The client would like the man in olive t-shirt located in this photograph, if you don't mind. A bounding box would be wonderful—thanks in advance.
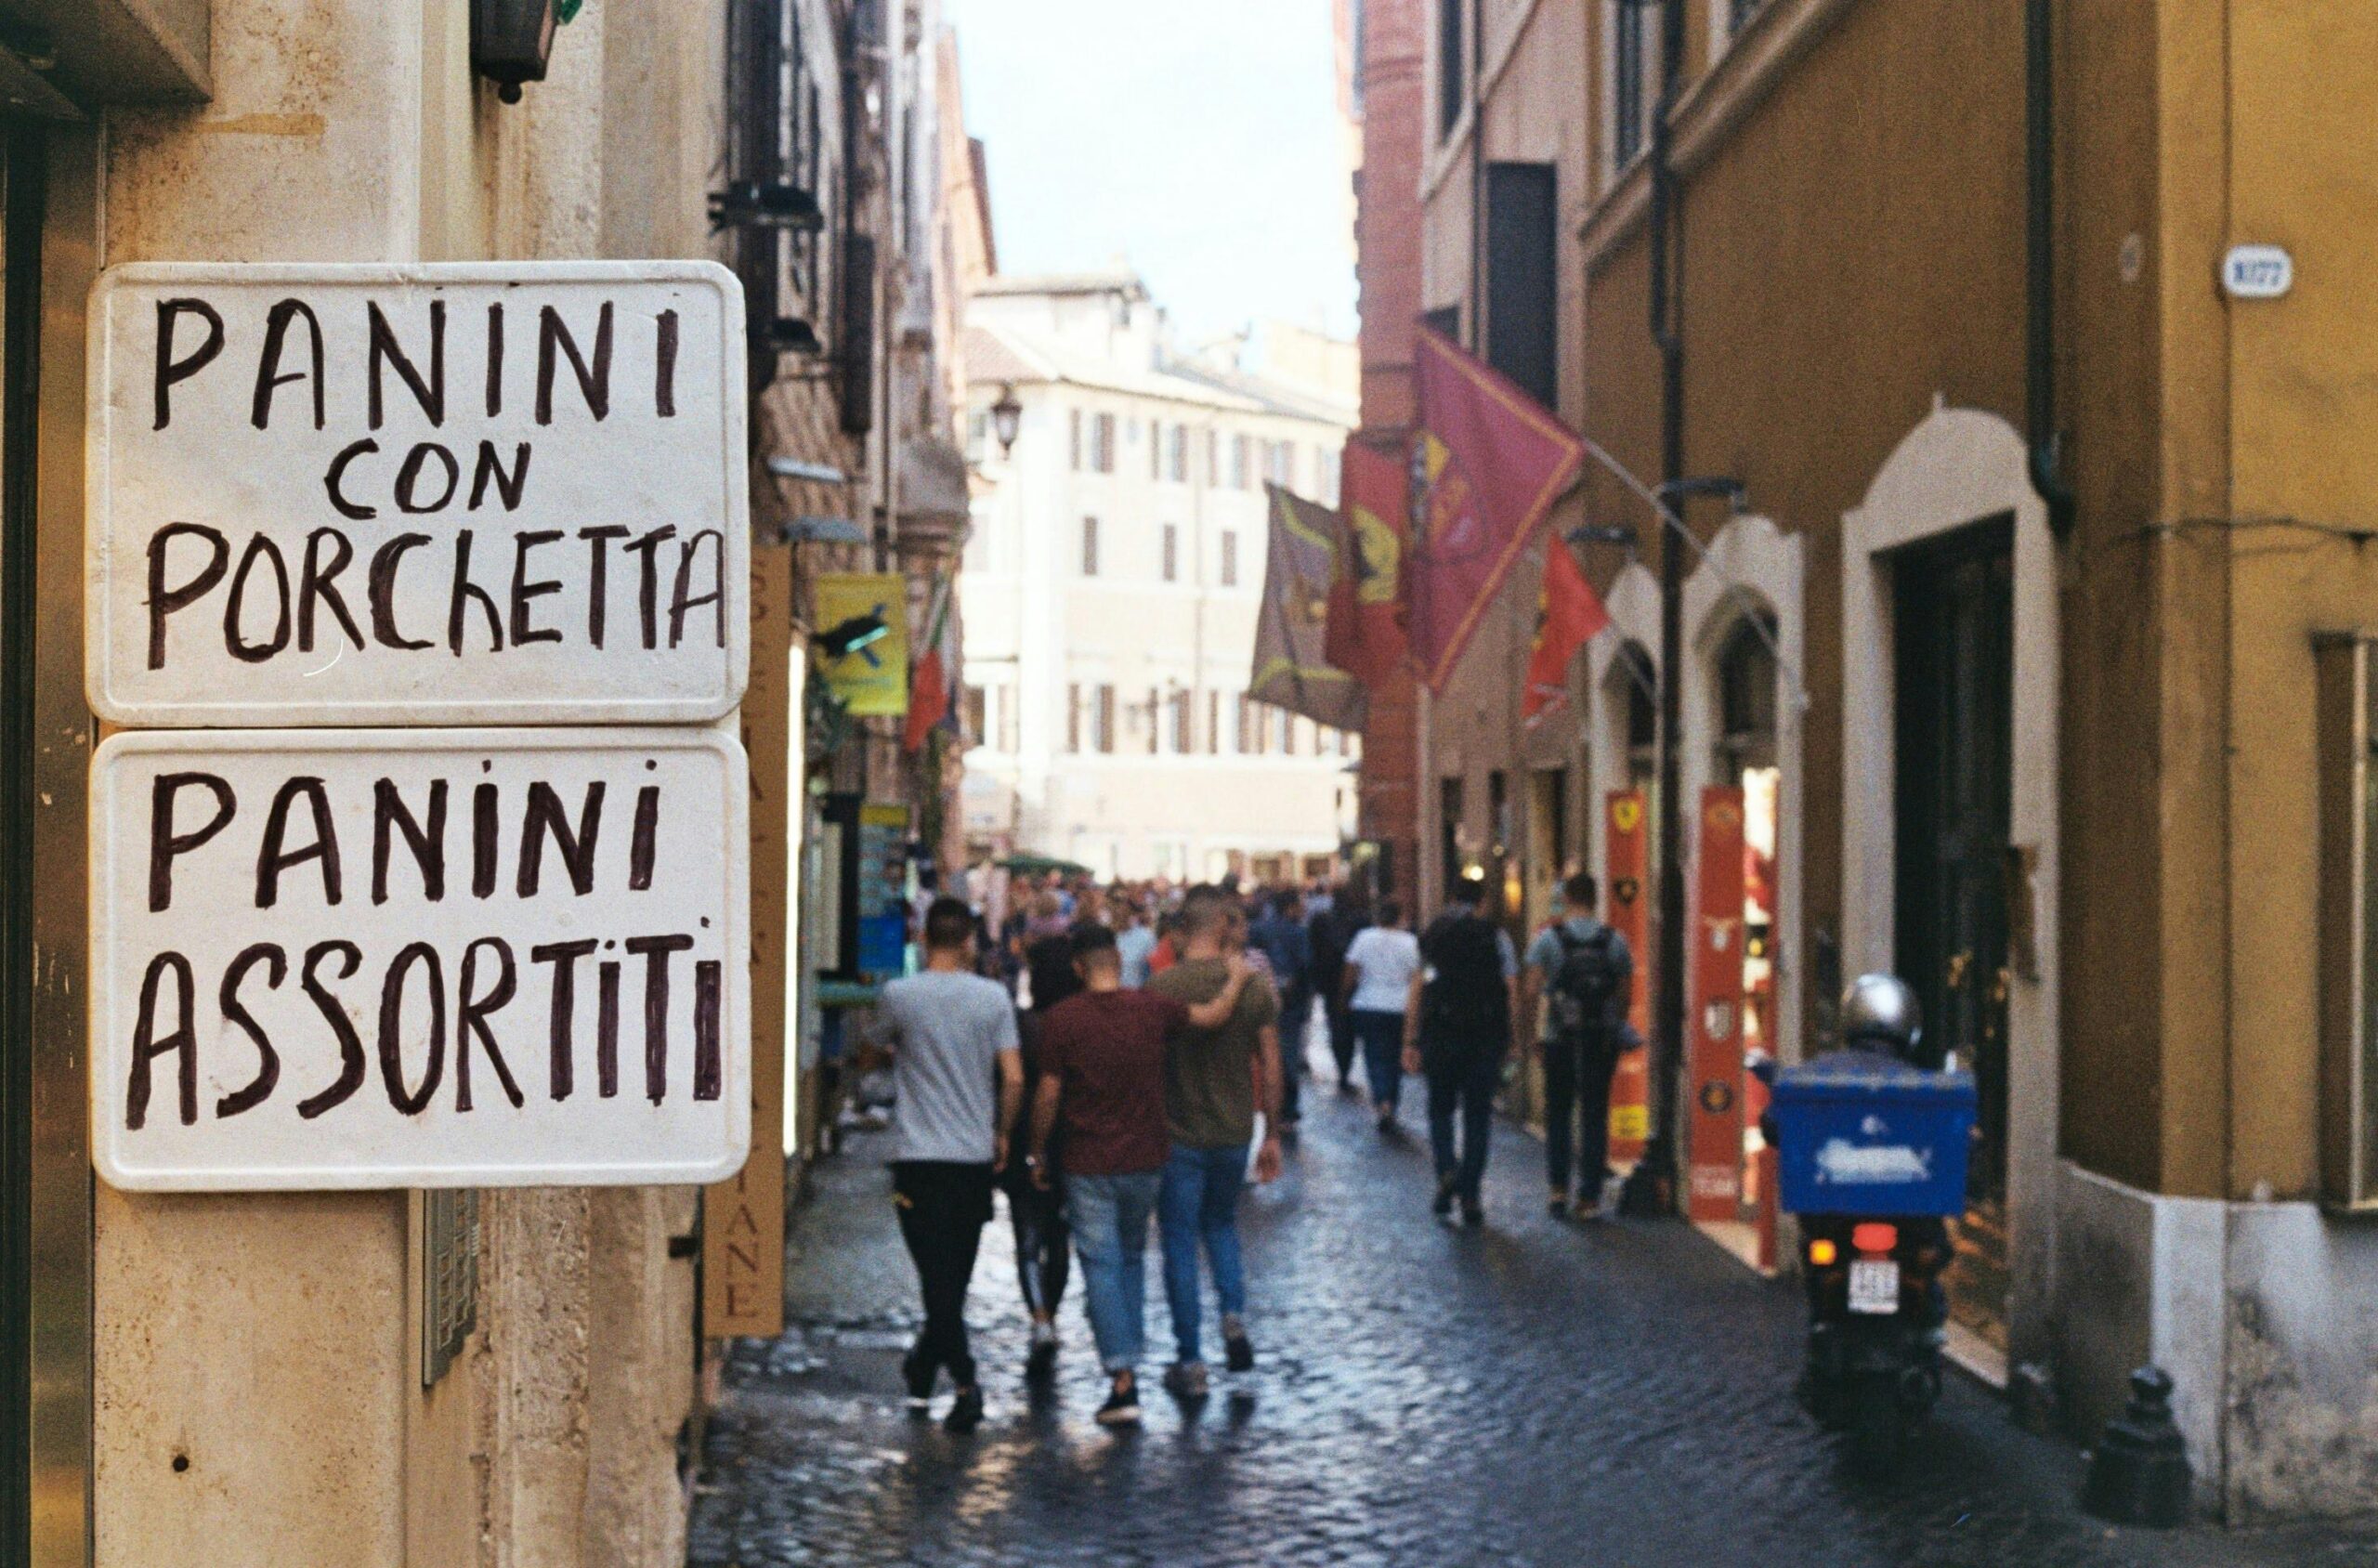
[1147,889,1282,1396]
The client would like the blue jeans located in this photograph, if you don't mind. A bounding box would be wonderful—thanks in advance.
[1065,1170,1163,1373]
[1352,1008,1405,1113]
[1158,1143,1248,1365]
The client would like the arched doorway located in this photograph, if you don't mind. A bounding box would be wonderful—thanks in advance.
[1842,404,2058,1379]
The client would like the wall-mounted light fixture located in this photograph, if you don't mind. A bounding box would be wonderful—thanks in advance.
[473,0,559,105]
[990,384,1023,456]
[708,180,826,234]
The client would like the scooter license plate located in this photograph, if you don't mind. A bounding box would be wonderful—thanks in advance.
[1848,1259,1901,1315]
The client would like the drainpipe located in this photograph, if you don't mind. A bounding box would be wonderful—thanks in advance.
[2026,0,2076,536]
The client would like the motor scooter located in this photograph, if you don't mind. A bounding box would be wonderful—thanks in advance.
[1759,1017,1977,1480]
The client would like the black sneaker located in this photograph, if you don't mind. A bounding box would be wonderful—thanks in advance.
[944,1385,985,1435]
[1460,1197,1485,1228]
[1548,1188,1570,1218]
[1025,1339,1058,1383]
[1096,1374,1142,1427]
[1432,1176,1457,1220]
[1223,1332,1256,1374]
[903,1354,935,1412]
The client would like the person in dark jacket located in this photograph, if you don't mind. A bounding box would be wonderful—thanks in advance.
[1402,878,1519,1227]
[1006,927,1087,1379]
[1308,895,1367,1091]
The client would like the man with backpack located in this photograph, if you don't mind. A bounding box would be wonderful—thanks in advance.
[1401,877,1520,1227]
[1522,873,1637,1222]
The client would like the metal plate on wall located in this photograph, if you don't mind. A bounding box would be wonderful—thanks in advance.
[89,725,751,1190]
[86,262,750,727]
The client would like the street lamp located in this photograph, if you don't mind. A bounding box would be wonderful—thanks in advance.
[990,385,1023,456]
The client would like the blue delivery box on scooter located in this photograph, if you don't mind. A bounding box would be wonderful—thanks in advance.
[1770,1057,1977,1218]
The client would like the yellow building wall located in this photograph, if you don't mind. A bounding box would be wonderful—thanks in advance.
[2223,0,2378,1203]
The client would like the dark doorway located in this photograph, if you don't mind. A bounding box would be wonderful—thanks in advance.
[1891,515,2015,1351]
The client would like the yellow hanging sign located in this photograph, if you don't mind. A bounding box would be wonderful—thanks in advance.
[813,572,910,717]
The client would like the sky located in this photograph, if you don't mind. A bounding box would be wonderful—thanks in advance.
[943,0,1358,347]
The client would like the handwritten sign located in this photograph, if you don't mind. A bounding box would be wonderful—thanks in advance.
[86,262,749,727]
[89,726,751,1190]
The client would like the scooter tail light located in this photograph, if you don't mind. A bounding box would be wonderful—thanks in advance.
[1851,1222,1899,1256]
[1808,1238,1839,1267]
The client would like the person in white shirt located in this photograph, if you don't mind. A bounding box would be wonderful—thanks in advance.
[1339,899,1422,1131]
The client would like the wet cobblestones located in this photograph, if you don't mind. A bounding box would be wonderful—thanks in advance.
[690,1072,2371,1568]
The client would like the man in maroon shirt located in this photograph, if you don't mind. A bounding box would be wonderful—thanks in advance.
[1026,923,1253,1426]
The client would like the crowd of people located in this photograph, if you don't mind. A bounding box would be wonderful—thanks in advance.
[856,868,1638,1432]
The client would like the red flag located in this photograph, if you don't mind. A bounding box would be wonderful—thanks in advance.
[1521,541,1609,727]
[1326,435,1410,686]
[902,573,957,752]
[1407,328,1586,691]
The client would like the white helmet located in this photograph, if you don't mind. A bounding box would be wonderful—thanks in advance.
[1841,973,1922,1059]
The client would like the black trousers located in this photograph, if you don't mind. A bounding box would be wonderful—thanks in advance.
[1425,1044,1504,1203]
[892,1161,995,1389]
[1007,1175,1070,1320]
[1323,999,1356,1081]
[1542,1038,1620,1198]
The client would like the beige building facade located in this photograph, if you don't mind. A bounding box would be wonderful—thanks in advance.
[960,275,1359,885]
[4,1,964,1562]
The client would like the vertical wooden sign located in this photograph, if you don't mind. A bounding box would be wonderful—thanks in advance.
[703,537,790,1337]
[1688,787,1747,1223]
[1604,791,1651,1162]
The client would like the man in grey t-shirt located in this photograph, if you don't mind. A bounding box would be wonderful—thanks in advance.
[869,896,1024,1433]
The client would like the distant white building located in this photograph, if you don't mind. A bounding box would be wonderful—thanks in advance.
[958,271,1360,884]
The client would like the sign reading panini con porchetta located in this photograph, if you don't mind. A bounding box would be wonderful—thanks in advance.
[85,262,750,727]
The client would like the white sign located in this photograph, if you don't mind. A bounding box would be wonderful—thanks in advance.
[87,262,750,727]
[90,726,751,1191]
[2222,244,2294,300]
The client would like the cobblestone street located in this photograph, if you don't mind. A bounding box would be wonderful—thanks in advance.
[691,1054,2371,1568]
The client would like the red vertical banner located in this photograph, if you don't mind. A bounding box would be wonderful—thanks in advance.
[1689,787,1747,1223]
[1604,791,1651,1163]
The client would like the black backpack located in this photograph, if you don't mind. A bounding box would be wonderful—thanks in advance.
[1545,924,1623,1047]
[1420,912,1510,1041]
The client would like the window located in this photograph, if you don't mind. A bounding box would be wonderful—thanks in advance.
[1069,408,1084,471]
[1207,429,1221,487]
[1279,710,1297,755]
[1093,412,1117,474]
[1162,524,1179,582]
[1437,0,1466,140]
[1235,695,1256,753]
[1147,686,1161,753]
[1000,687,1020,753]
[1170,689,1194,754]
[1151,419,1163,478]
[1207,690,1221,753]
[1486,163,1560,409]
[1220,530,1239,587]
[1169,425,1188,482]
[1231,434,1250,490]
[1094,684,1117,753]
[1318,445,1340,505]
[1081,516,1100,576]
[961,685,986,743]
[1067,682,1083,752]
[1614,1,1649,170]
